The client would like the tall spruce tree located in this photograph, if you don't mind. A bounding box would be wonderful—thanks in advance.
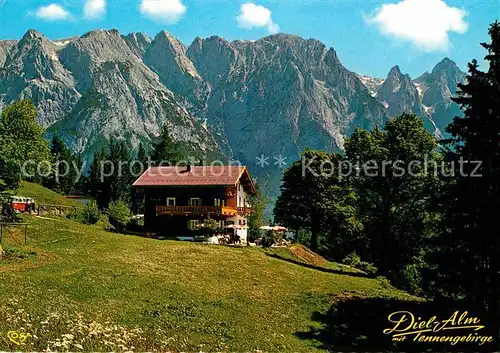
[48,135,79,194]
[438,22,500,340]
[87,149,106,207]
[247,184,268,243]
[103,140,133,205]
[152,124,182,165]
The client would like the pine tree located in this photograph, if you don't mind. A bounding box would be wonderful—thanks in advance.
[49,135,78,194]
[137,142,148,169]
[104,140,133,205]
[87,149,105,207]
[438,21,500,341]
[247,184,268,243]
[152,124,182,165]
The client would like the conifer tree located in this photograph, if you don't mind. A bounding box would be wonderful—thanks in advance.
[152,124,182,165]
[438,22,500,341]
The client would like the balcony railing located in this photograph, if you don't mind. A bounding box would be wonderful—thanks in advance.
[156,205,238,216]
[156,205,253,217]
[237,207,253,215]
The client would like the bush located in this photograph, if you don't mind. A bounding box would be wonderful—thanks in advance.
[107,200,131,233]
[343,252,361,266]
[247,228,260,243]
[80,201,100,225]
[342,251,378,276]
[395,263,423,295]
[202,217,218,236]
[261,230,282,248]
[377,276,392,289]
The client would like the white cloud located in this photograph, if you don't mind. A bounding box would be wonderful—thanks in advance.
[237,2,280,35]
[365,0,467,52]
[140,0,186,24]
[84,0,106,19]
[35,3,71,21]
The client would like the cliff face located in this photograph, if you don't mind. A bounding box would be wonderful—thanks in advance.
[0,29,222,162]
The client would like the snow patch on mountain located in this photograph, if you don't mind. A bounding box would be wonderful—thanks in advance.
[356,74,384,97]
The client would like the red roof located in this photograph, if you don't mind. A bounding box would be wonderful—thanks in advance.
[133,165,255,192]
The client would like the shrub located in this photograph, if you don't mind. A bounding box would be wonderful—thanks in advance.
[377,276,392,289]
[129,215,144,227]
[202,217,218,236]
[80,201,100,225]
[247,228,260,243]
[261,230,282,248]
[107,200,131,233]
[343,252,361,267]
[342,251,378,276]
[395,263,423,295]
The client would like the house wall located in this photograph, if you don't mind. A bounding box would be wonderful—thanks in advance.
[140,183,252,240]
[236,182,251,208]
[143,186,237,234]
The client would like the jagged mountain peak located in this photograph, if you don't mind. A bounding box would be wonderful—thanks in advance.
[60,28,138,66]
[154,30,178,42]
[122,32,152,59]
[190,35,232,51]
[151,30,188,55]
[380,65,413,92]
[256,33,328,52]
[0,29,80,126]
[376,65,422,118]
[126,32,151,43]
[81,28,121,39]
[415,57,466,107]
[22,29,45,41]
[260,33,302,42]
[18,29,55,50]
[144,30,204,101]
[433,57,458,71]
[388,65,403,77]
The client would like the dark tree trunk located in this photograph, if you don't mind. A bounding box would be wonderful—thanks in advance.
[310,214,320,252]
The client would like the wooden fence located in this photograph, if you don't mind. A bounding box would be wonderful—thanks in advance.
[37,204,78,216]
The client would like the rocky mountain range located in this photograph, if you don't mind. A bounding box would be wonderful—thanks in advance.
[0,28,466,196]
[358,58,466,139]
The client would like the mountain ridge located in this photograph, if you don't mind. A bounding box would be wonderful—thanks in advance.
[0,28,466,195]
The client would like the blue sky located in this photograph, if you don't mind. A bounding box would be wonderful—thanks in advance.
[0,0,498,78]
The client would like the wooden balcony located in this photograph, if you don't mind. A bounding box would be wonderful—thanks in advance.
[156,205,238,216]
[237,207,253,215]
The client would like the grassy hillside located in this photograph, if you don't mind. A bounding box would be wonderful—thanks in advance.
[0,186,418,352]
[13,181,82,207]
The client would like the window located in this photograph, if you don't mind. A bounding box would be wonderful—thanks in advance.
[189,198,201,206]
[188,220,200,230]
[214,199,226,207]
[166,197,176,206]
